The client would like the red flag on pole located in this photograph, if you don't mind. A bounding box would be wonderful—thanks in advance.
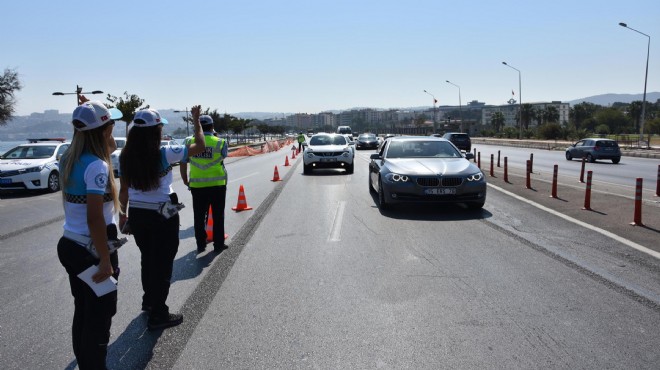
[434,98,438,104]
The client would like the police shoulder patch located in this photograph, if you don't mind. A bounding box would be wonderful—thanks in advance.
[94,173,108,188]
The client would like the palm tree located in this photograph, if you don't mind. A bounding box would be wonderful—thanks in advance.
[545,105,560,123]
[520,103,535,130]
[491,111,506,132]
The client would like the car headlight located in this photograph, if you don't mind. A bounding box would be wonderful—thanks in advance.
[22,165,44,173]
[385,173,410,182]
[342,151,350,157]
[466,172,483,182]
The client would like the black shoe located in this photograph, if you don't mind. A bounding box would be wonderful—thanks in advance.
[197,245,206,254]
[141,304,152,313]
[148,313,183,331]
[213,244,228,253]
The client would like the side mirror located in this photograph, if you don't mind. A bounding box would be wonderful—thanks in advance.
[464,153,474,160]
[370,153,380,160]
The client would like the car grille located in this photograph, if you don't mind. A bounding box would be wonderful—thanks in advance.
[312,152,344,157]
[0,170,21,177]
[416,177,463,187]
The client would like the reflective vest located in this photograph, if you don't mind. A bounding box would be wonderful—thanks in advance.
[297,134,305,143]
[189,135,227,188]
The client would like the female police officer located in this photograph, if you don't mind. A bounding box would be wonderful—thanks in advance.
[57,99,122,369]
[118,106,205,330]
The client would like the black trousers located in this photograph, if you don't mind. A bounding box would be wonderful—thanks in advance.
[128,208,179,317]
[57,237,118,370]
[191,185,227,249]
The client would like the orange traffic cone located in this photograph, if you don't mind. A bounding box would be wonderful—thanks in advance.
[284,155,290,166]
[271,165,282,182]
[205,206,229,243]
[291,150,296,159]
[231,185,253,211]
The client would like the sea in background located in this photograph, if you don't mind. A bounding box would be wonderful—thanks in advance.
[0,140,26,155]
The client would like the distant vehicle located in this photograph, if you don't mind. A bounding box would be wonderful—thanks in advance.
[565,138,621,164]
[303,133,354,175]
[369,136,485,210]
[307,130,315,136]
[337,126,353,139]
[110,137,126,177]
[0,139,70,192]
[355,133,379,150]
[378,134,396,151]
[442,132,471,152]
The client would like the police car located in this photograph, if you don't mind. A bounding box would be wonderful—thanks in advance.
[0,138,70,192]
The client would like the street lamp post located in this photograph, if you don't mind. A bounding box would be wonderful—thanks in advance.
[619,22,651,147]
[174,108,191,137]
[423,89,437,132]
[52,85,103,106]
[502,62,522,139]
[446,80,463,132]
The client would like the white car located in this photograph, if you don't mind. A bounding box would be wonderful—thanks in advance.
[0,139,70,192]
[110,137,126,177]
[303,133,354,175]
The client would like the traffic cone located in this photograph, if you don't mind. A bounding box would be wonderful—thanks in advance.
[231,185,253,211]
[284,155,290,166]
[291,150,296,159]
[206,206,229,243]
[271,165,282,182]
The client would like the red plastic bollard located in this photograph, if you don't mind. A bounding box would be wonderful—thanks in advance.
[550,164,558,198]
[529,153,534,173]
[473,148,477,163]
[477,152,481,169]
[582,171,593,210]
[526,160,532,189]
[579,156,586,183]
[497,150,501,167]
[504,157,509,183]
[655,164,660,197]
[631,178,644,226]
[490,154,494,177]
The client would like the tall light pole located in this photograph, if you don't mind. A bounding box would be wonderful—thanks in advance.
[52,85,103,106]
[423,89,437,131]
[502,62,522,139]
[619,22,650,147]
[174,108,191,137]
[446,80,463,132]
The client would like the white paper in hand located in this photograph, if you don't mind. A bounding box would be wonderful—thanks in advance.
[77,265,118,297]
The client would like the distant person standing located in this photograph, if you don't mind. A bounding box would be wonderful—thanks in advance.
[57,99,122,369]
[297,132,305,152]
[118,106,206,330]
[180,115,229,254]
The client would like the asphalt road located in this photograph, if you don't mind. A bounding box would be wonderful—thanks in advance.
[1,144,659,369]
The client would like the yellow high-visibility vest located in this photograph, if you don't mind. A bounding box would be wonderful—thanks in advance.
[189,135,227,188]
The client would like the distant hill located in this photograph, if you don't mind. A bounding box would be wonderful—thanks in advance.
[567,92,660,106]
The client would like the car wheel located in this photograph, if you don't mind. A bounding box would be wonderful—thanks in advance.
[612,157,620,164]
[47,171,60,193]
[346,161,354,174]
[467,200,485,210]
[368,174,376,193]
[586,153,595,163]
[565,151,572,160]
[377,177,389,210]
[303,163,312,175]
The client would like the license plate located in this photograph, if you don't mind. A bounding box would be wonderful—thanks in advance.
[320,158,337,162]
[425,188,456,195]
[0,178,11,184]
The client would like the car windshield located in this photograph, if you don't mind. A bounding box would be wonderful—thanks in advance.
[115,139,126,149]
[386,141,461,159]
[359,134,376,140]
[1,145,56,159]
[310,135,346,146]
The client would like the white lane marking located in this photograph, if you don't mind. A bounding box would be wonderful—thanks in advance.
[488,183,660,260]
[231,172,259,183]
[329,201,346,242]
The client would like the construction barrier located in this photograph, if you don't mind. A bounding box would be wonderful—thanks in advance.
[583,171,593,210]
[227,138,294,158]
[631,178,643,226]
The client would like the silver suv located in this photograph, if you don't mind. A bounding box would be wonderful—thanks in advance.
[303,133,354,174]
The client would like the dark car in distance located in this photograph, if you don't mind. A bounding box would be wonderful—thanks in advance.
[565,138,621,164]
[355,133,379,150]
[442,132,471,152]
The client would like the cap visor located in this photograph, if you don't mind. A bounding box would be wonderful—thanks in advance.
[109,108,123,120]
[161,117,169,125]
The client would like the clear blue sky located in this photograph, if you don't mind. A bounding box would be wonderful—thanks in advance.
[4,0,659,116]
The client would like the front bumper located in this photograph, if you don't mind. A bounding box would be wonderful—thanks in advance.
[0,172,47,190]
[381,176,486,204]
